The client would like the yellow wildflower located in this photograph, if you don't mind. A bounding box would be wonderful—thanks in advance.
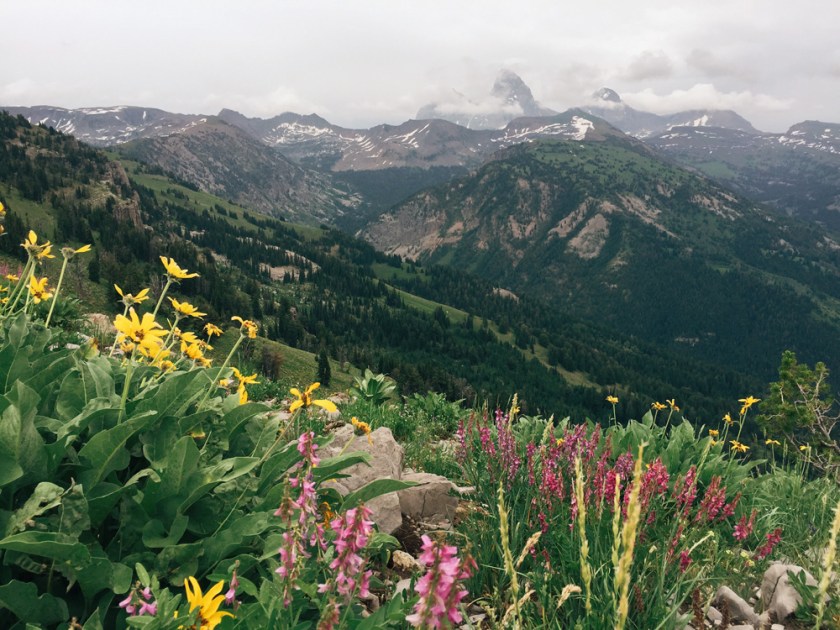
[723,413,734,425]
[231,315,258,339]
[710,439,719,446]
[184,576,234,630]
[651,401,666,411]
[738,396,760,415]
[5,274,19,283]
[667,399,679,412]
[204,322,223,338]
[556,437,566,447]
[800,445,810,451]
[606,395,619,405]
[289,382,338,414]
[21,230,55,259]
[61,244,91,260]
[709,429,720,437]
[0,200,4,214]
[351,416,373,444]
[160,256,199,280]
[181,341,204,362]
[114,284,150,306]
[28,276,54,303]
[765,438,781,446]
[114,308,167,355]
[169,297,206,318]
[730,440,749,453]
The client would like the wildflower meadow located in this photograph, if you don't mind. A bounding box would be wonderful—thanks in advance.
[0,206,838,629]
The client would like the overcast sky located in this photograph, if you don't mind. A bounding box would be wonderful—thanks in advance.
[3,0,839,132]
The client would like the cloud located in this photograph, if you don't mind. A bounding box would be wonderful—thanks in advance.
[685,48,742,78]
[623,50,674,81]
[203,86,324,118]
[427,92,523,117]
[0,78,37,102]
[622,83,792,114]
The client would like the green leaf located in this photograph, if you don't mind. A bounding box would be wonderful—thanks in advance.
[133,370,207,419]
[0,579,69,625]
[86,468,158,526]
[55,360,116,421]
[0,530,90,565]
[77,410,158,487]
[340,478,417,511]
[312,453,371,483]
[142,513,190,548]
[0,381,47,487]
[5,481,63,536]
[135,562,151,586]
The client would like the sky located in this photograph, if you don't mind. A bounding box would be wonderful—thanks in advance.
[2,0,839,132]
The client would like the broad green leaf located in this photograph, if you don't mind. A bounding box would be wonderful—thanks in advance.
[56,360,116,421]
[340,478,417,511]
[0,530,90,565]
[0,579,69,625]
[312,452,371,483]
[86,468,158,526]
[77,410,158,487]
[0,381,47,487]
[71,545,133,600]
[222,401,270,441]
[142,513,190,548]
[82,608,105,630]
[5,481,63,536]
[133,369,207,419]
[180,456,260,513]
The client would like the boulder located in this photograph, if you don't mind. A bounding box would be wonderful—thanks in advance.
[761,563,817,621]
[398,471,458,521]
[714,586,759,626]
[322,425,404,534]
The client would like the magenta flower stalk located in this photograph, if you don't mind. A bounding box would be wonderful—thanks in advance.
[754,528,783,560]
[406,534,474,629]
[733,509,757,541]
[118,585,157,617]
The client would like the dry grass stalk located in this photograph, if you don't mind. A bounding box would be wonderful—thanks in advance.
[574,456,592,615]
[614,443,646,630]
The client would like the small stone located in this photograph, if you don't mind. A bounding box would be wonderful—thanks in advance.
[713,586,759,626]
[761,563,817,621]
[392,549,423,574]
[394,578,412,595]
[771,625,785,630]
[706,605,722,622]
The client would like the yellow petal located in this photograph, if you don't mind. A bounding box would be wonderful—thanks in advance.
[315,399,338,413]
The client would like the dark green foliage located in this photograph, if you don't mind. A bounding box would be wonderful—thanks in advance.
[316,349,331,386]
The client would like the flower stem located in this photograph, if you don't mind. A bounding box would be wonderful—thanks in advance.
[3,258,34,318]
[44,257,69,328]
[151,277,173,320]
[119,360,135,422]
[197,333,244,409]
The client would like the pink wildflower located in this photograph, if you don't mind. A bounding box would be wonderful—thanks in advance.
[225,566,240,608]
[495,409,521,481]
[679,550,692,573]
[694,476,727,523]
[673,466,698,518]
[118,586,157,617]
[754,528,783,561]
[320,505,375,600]
[297,431,320,467]
[733,509,757,541]
[406,534,475,629]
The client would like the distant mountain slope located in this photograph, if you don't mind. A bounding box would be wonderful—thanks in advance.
[363,137,840,378]
[582,88,757,138]
[115,117,361,224]
[649,122,840,228]
[0,105,204,146]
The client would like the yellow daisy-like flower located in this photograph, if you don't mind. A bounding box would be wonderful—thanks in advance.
[730,440,749,453]
[800,445,810,451]
[29,276,54,303]
[232,367,259,387]
[289,382,338,414]
[169,297,206,319]
[184,576,234,630]
[5,273,19,283]
[350,416,373,443]
[61,244,92,260]
[231,315,258,339]
[723,413,735,425]
[666,398,680,412]
[176,329,199,344]
[606,395,619,405]
[114,308,167,355]
[710,439,719,446]
[204,322,223,338]
[651,401,666,411]
[160,256,199,280]
[556,437,566,447]
[709,429,720,437]
[181,341,205,362]
[765,438,781,446]
[0,200,4,214]
[21,230,55,259]
[739,396,760,415]
[114,284,150,306]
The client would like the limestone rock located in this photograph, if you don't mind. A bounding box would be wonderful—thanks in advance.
[398,472,458,521]
[761,563,817,621]
[392,549,423,574]
[714,586,759,626]
[322,425,404,533]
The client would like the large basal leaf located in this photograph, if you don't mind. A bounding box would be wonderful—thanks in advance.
[0,579,69,626]
[0,381,47,488]
[0,530,90,566]
[5,481,63,536]
[55,359,117,421]
[340,478,417,511]
[132,369,208,419]
[311,452,371,483]
[77,410,158,487]
[180,456,260,513]
[86,468,159,526]
[142,513,190,548]
[70,544,133,601]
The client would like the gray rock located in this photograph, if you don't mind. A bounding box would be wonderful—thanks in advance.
[391,549,423,574]
[771,624,785,630]
[322,425,405,533]
[394,578,412,595]
[706,605,723,622]
[398,472,458,521]
[728,626,756,630]
[761,563,817,621]
[714,586,759,626]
